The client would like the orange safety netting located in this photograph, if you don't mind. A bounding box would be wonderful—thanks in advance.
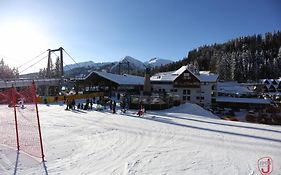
[0,83,44,160]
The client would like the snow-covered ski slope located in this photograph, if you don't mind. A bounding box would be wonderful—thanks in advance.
[0,103,281,175]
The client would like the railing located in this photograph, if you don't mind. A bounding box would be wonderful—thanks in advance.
[0,78,61,88]
[37,92,104,103]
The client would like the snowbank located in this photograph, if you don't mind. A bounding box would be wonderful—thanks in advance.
[0,103,281,175]
[160,103,218,119]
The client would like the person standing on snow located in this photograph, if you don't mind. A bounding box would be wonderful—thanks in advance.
[112,100,116,114]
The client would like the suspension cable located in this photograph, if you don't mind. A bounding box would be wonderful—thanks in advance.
[63,61,74,72]
[18,50,48,69]
[63,49,78,65]
[19,55,48,74]
[52,52,73,72]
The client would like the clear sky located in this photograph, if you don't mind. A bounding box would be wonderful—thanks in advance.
[0,0,280,73]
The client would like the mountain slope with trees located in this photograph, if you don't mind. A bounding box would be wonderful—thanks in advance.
[153,31,281,82]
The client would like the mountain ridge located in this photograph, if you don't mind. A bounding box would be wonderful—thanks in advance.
[64,56,174,72]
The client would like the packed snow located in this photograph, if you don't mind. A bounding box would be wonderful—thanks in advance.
[1,103,281,175]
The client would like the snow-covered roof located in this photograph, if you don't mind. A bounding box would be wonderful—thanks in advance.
[216,97,271,104]
[172,66,187,75]
[150,71,178,82]
[150,66,218,82]
[85,71,144,86]
[197,71,218,82]
[261,79,281,84]
[217,82,254,94]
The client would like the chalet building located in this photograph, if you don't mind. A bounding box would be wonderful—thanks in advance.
[150,66,218,107]
[76,71,144,95]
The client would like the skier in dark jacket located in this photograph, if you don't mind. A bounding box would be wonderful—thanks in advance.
[112,100,116,114]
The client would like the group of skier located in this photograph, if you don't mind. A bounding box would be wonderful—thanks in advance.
[64,95,145,116]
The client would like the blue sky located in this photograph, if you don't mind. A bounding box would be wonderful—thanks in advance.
[0,0,280,70]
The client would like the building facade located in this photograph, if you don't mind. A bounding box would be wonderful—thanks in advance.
[150,66,218,107]
[76,71,144,95]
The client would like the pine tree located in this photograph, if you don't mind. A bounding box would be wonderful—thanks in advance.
[276,47,281,78]
[234,52,244,82]
[150,31,281,81]
[55,57,61,78]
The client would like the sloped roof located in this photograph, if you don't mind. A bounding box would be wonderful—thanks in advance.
[261,79,281,91]
[261,79,281,84]
[217,82,253,94]
[85,71,144,86]
[197,71,218,82]
[150,66,218,82]
[216,97,271,104]
[150,71,178,82]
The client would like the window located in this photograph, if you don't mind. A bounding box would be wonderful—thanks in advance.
[183,89,186,94]
[187,90,190,94]
[183,96,187,101]
[187,96,190,101]
[171,89,178,92]
[183,73,191,80]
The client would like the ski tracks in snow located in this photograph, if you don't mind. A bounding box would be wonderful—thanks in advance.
[1,104,281,174]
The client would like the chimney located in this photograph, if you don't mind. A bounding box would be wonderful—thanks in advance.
[143,67,151,94]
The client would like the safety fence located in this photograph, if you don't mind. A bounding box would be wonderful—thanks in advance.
[0,82,44,161]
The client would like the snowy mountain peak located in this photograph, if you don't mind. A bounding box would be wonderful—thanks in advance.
[64,61,113,72]
[145,57,173,67]
[121,56,145,70]
[64,61,95,71]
